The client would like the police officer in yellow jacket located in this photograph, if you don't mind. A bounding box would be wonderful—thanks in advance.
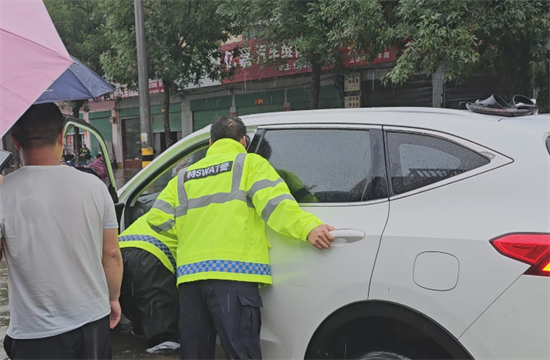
[118,214,179,354]
[147,115,334,360]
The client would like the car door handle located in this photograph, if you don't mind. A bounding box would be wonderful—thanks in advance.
[330,228,366,245]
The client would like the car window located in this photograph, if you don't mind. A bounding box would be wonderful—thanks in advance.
[125,146,208,227]
[387,131,490,195]
[254,128,373,203]
[546,136,550,156]
[140,147,208,196]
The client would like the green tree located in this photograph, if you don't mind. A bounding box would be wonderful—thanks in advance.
[220,0,388,109]
[374,0,550,109]
[45,0,109,159]
[99,0,236,151]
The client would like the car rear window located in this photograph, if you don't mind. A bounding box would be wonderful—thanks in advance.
[546,136,550,156]
[386,131,490,195]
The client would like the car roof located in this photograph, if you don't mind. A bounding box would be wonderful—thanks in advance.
[240,107,498,128]
[239,107,549,137]
[499,113,550,132]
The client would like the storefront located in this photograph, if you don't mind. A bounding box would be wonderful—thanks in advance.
[190,83,345,133]
[191,95,231,132]
[119,104,182,169]
[88,110,113,157]
[150,103,182,151]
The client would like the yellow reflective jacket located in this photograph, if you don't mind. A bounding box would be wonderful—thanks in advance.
[147,139,322,285]
[119,213,177,273]
[276,169,318,203]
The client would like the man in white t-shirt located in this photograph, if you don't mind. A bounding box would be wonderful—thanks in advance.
[0,103,123,359]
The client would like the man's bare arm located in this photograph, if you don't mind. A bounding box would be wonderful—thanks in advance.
[102,228,123,329]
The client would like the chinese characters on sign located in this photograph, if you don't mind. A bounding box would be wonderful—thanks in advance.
[220,40,312,83]
[220,39,396,84]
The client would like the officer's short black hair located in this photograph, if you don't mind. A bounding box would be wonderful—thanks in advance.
[11,103,64,149]
[210,115,247,144]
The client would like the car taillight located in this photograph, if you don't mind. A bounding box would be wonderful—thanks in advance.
[491,233,550,277]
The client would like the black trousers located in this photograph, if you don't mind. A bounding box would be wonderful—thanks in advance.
[179,280,262,360]
[4,315,111,360]
[120,248,179,347]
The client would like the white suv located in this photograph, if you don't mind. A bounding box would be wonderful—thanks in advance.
[69,107,550,360]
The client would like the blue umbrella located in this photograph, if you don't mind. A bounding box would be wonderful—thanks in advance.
[34,56,114,104]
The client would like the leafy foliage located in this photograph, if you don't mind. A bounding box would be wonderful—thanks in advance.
[319,0,549,109]
[45,0,110,156]
[307,0,391,61]
[45,0,108,74]
[383,0,549,96]
[99,0,236,90]
[98,0,238,149]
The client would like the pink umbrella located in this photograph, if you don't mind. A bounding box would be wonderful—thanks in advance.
[0,0,73,138]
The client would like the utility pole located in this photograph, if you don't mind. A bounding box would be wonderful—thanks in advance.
[134,0,153,168]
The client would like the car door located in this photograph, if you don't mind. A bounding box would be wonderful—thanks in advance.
[63,116,124,223]
[249,124,390,359]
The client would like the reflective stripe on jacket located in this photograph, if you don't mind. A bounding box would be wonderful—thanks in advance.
[147,139,322,285]
[119,213,177,273]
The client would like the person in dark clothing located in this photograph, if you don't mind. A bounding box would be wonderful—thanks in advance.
[119,213,180,354]
[81,144,91,162]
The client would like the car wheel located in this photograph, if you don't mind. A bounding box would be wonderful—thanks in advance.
[357,351,421,360]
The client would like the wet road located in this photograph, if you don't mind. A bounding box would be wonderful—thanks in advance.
[113,168,141,189]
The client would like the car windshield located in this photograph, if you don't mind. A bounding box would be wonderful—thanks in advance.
[140,147,208,196]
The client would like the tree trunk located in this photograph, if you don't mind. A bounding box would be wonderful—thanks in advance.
[72,100,85,163]
[310,64,322,109]
[162,80,172,152]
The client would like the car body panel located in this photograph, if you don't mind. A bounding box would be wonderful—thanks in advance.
[260,201,390,359]
[111,108,549,359]
[458,276,550,360]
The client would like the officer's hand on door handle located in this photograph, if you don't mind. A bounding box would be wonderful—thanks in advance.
[307,224,335,250]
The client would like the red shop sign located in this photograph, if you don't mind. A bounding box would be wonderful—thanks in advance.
[220,39,396,84]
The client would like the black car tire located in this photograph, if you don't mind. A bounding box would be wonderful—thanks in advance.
[357,351,418,360]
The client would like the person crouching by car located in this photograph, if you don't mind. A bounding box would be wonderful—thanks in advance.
[118,213,180,354]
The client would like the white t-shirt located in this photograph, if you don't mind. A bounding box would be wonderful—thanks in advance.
[0,165,118,339]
